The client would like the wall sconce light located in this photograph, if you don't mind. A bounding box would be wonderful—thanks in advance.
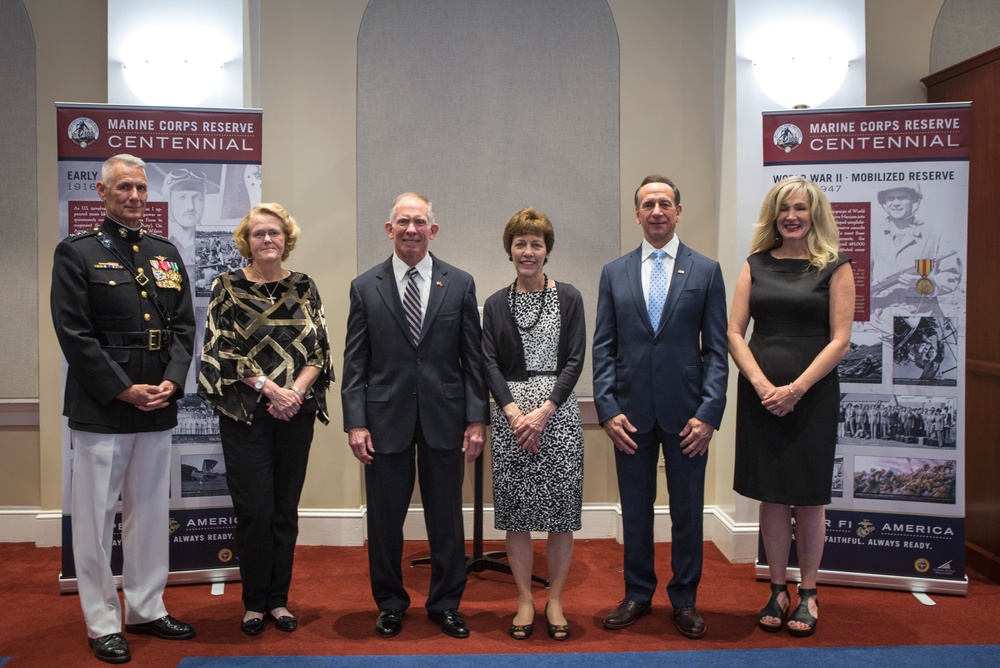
[752,54,849,109]
[122,57,225,107]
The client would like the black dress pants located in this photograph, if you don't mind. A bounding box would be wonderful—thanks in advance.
[219,408,315,612]
[364,426,466,614]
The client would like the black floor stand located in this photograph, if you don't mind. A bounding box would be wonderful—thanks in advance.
[411,453,549,587]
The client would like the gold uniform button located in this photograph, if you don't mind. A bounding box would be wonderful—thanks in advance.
[138,267,145,274]
[109,280,117,286]
[144,313,151,322]
[141,291,148,298]
[133,245,139,253]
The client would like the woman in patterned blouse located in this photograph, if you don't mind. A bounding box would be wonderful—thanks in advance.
[199,203,333,636]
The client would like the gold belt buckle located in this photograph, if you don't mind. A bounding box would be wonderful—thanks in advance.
[147,329,162,351]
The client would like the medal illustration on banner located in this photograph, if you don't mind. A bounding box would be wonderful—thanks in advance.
[151,256,183,291]
[914,258,935,295]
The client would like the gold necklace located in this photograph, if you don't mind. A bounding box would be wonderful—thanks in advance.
[260,280,281,304]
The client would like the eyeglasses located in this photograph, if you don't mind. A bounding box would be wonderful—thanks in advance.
[250,229,284,240]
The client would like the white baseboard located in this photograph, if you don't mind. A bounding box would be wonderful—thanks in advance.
[4,504,761,563]
[0,509,61,546]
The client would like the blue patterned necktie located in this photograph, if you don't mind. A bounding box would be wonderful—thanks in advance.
[403,266,422,344]
[648,249,667,330]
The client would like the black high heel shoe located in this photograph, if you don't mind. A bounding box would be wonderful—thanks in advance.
[757,583,790,632]
[788,587,818,637]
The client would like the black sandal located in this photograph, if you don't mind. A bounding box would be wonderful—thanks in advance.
[508,620,534,640]
[544,602,571,641]
[788,587,818,637]
[757,583,790,632]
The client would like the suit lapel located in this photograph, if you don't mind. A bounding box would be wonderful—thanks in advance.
[660,242,692,330]
[420,254,449,346]
[624,247,654,334]
[375,257,414,344]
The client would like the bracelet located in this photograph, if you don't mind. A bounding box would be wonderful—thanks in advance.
[292,386,305,400]
[788,384,800,400]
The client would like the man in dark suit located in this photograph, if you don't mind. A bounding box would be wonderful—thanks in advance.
[342,192,488,639]
[51,154,196,664]
[593,175,728,639]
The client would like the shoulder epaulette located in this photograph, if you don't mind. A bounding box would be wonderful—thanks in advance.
[67,228,100,240]
[144,231,171,243]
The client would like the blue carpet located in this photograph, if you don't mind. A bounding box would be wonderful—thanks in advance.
[179,645,1000,667]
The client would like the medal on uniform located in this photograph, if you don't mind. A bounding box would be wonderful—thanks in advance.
[151,256,183,291]
[914,258,935,295]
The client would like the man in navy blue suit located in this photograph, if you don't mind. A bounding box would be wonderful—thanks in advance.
[593,175,728,639]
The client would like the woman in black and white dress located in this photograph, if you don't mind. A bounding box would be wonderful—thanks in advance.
[482,207,585,641]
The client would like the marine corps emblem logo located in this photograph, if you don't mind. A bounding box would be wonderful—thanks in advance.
[773,123,802,153]
[68,117,100,149]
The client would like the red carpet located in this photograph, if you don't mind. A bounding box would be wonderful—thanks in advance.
[1,539,998,667]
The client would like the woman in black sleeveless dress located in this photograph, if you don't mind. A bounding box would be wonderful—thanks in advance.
[728,177,855,637]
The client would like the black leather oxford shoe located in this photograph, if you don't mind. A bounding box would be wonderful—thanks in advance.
[124,614,195,640]
[88,633,131,664]
[427,608,469,638]
[375,609,404,638]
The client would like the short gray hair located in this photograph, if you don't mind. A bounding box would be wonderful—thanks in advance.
[101,154,146,183]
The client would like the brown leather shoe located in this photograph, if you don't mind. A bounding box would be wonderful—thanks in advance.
[603,598,651,629]
[673,606,706,638]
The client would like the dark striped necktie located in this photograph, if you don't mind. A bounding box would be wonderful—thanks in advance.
[403,266,422,344]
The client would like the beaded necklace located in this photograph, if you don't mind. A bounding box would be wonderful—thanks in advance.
[508,274,548,331]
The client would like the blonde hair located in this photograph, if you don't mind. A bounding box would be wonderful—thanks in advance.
[750,176,840,269]
[233,202,300,262]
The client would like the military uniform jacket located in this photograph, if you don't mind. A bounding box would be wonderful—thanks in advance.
[51,217,196,433]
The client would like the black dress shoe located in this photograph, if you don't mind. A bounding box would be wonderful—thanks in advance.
[241,614,265,636]
[375,609,404,638]
[603,598,652,629]
[673,606,706,639]
[427,608,469,638]
[124,614,195,640]
[88,633,131,664]
[269,611,298,632]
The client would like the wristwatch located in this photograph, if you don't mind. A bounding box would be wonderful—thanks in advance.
[254,375,266,392]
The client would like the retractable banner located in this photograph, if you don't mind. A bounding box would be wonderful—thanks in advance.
[55,103,262,590]
[759,104,969,594]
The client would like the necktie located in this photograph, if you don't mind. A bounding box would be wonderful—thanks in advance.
[403,266,422,344]
[648,249,667,330]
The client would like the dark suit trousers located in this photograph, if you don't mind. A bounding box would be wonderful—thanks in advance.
[365,423,466,613]
[615,423,706,609]
[219,408,315,612]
